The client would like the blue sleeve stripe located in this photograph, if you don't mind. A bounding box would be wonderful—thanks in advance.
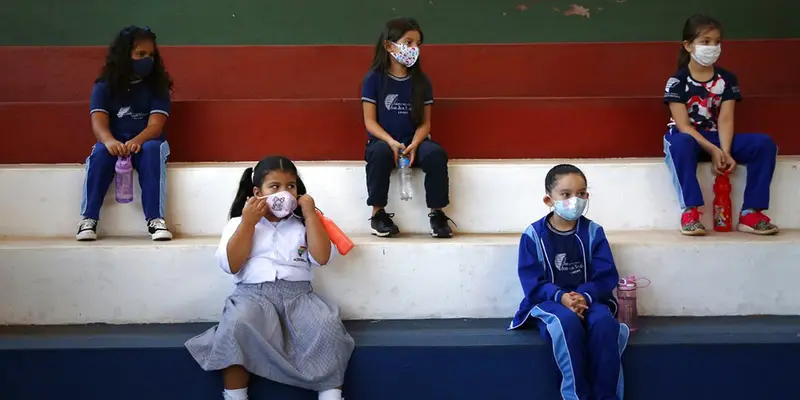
[150,110,169,116]
[523,224,544,265]
[89,109,108,115]
[361,97,376,103]
[588,222,600,263]
[424,100,434,105]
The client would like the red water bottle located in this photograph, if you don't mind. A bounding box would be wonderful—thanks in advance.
[713,171,732,232]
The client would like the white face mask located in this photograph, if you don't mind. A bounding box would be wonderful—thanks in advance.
[259,191,297,219]
[691,44,721,67]
[390,42,420,67]
[551,196,588,222]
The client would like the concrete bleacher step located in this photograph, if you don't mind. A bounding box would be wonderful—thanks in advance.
[2,158,799,238]
[1,231,798,325]
[0,317,798,400]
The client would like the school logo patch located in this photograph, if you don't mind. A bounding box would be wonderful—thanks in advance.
[384,94,399,111]
[554,253,567,271]
[297,246,307,257]
[665,77,680,92]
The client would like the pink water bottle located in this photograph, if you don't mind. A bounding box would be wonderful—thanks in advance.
[617,276,641,332]
[115,156,134,203]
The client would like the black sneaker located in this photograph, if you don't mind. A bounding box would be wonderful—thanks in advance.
[370,209,400,237]
[429,210,455,238]
[76,218,98,241]
[148,218,173,241]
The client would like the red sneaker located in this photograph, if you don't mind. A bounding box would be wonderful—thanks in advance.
[738,211,779,235]
[680,208,706,236]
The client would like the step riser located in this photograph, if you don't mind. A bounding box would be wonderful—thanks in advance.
[3,160,799,237]
[1,237,797,324]
[1,343,796,399]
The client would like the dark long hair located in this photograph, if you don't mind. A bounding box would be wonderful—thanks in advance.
[96,26,173,100]
[370,17,429,128]
[229,156,307,219]
[678,14,722,70]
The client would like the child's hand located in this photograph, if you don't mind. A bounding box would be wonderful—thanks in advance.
[103,139,127,157]
[388,139,406,165]
[724,152,737,173]
[242,196,267,226]
[402,141,419,166]
[297,194,316,213]
[125,138,143,154]
[710,147,728,175]
[561,292,588,319]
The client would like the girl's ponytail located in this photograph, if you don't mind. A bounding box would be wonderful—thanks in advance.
[229,167,254,219]
[677,46,691,70]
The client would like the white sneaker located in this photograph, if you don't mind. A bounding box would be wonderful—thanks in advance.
[76,218,98,241]
[147,218,173,241]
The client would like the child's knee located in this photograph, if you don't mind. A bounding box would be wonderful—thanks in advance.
[139,140,165,156]
[366,141,394,162]
[88,143,117,167]
[752,133,777,154]
[665,132,698,153]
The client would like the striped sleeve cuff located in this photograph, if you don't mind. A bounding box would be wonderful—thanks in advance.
[90,109,108,115]
[424,100,434,105]
[361,97,376,104]
[582,292,593,305]
[150,110,170,116]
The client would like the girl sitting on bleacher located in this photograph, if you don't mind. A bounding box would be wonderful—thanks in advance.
[185,156,354,400]
[509,164,629,400]
[663,14,779,236]
[76,26,174,241]
[361,17,455,238]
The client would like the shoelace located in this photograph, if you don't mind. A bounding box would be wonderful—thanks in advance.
[78,219,96,230]
[149,218,168,230]
[429,211,458,228]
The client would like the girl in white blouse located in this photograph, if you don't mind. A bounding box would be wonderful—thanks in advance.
[185,156,354,400]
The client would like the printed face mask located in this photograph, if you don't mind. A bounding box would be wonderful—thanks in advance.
[132,57,154,77]
[691,44,721,67]
[390,42,420,67]
[552,196,588,222]
[261,191,297,219]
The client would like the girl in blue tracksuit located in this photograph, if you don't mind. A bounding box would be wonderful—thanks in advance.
[509,164,629,400]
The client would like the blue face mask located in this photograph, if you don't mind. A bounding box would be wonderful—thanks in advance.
[552,196,588,221]
[132,57,154,78]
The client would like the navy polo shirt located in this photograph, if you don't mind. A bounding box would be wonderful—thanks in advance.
[90,80,171,142]
[663,66,741,132]
[361,70,433,144]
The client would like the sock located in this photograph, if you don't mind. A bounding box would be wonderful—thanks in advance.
[741,208,756,216]
[319,388,343,400]
[223,388,248,400]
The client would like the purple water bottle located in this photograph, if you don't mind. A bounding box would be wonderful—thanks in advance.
[617,276,651,332]
[115,156,134,203]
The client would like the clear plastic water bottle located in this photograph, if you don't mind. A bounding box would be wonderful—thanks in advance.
[398,155,413,201]
[115,156,134,204]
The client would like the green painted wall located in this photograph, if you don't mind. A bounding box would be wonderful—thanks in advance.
[3,0,798,46]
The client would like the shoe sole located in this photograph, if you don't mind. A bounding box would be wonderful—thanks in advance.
[371,228,400,238]
[680,229,706,236]
[737,224,779,235]
[430,230,453,239]
[151,231,174,241]
[76,231,97,241]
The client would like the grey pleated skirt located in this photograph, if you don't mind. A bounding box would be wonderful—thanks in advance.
[185,280,355,391]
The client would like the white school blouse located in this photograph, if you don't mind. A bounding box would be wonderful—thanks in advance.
[216,216,336,284]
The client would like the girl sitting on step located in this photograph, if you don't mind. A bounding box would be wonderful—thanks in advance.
[185,156,354,400]
[361,17,455,238]
[509,164,629,400]
[76,25,174,241]
[663,14,779,236]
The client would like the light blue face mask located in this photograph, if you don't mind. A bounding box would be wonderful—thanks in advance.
[552,196,588,221]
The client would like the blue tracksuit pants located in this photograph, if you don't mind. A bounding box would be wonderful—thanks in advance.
[80,140,170,221]
[532,301,630,400]
[663,130,777,210]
